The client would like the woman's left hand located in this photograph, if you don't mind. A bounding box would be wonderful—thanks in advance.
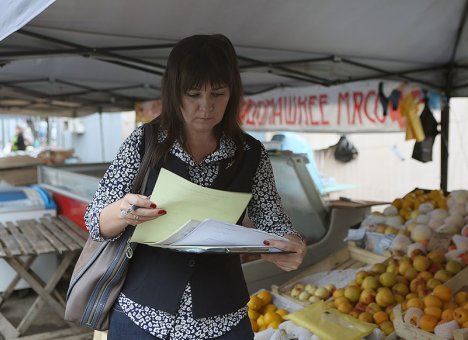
[261,234,306,271]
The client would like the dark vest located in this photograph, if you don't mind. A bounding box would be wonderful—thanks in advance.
[121,134,262,319]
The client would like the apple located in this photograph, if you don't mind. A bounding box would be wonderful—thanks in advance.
[366,302,382,315]
[376,287,395,307]
[413,255,430,272]
[404,267,418,281]
[427,250,445,264]
[324,283,336,293]
[394,293,405,304]
[386,262,399,275]
[308,295,321,304]
[379,320,395,336]
[333,288,345,299]
[409,278,426,293]
[359,289,376,304]
[355,271,369,285]
[350,308,361,318]
[371,263,387,274]
[362,276,379,290]
[336,301,353,314]
[314,287,330,300]
[416,271,433,281]
[358,311,374,323]
[426,278,442,290]
[445,260,463,275]
[305,283,317,295]
[434,269,452,283]
[395,275,409,285]
[355,302,368,312]
[290,286,303,298]
[344,285,362,303]
[398,259,413,275]
[428,262,442,275]
[298,291,311,301]
[379,272,397,287]
[392,282,409,296]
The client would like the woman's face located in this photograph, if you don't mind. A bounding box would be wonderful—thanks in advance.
[180,83,230,135]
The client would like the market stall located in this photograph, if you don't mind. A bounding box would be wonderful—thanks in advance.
[1,1,468,339]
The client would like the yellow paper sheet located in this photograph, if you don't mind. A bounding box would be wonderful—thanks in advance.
[130,168,252,244]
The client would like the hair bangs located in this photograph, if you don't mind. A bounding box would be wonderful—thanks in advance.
[179,46,232,93]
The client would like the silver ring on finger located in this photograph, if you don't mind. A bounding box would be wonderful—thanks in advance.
[133,214,139,221]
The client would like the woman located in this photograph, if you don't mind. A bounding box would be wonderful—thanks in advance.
[85,34,306,340]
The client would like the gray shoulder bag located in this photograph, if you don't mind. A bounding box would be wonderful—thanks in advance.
[64,125,151,330]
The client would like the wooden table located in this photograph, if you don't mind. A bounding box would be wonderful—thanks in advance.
[0,216,91,339]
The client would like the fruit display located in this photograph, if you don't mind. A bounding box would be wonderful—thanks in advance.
[247,290,290,332]
[325,252,467,336]
[358,189,468,264]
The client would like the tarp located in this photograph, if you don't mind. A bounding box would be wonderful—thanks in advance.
[0,0,54,41]
[1,0,468,117]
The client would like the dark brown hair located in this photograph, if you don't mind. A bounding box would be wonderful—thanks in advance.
[133,34,245,191]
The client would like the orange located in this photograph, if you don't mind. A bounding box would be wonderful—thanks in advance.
[443,301,458,310]
[433,285,452,302]
[250,319,259,332]
[424,306,442,319]
[392,199,403,209]
[455,291,468,306]
[423,295,442,309]
[453,307,468,325]
[373,311,389,325]
[247,296,264,311]
[276,309,288,317]
[334,296,350,306]
[248,309,260,320]
[407,297,424,309]
[419,314,438,332]
[358,312,374,323]
[257,290,272,305]
[336,301,353,314]
[441,309,454,321]
[261,303,277,314]
[435,197,446,209]
[257,315,265,328]
[333,288,345,299]
[263,311,283,326]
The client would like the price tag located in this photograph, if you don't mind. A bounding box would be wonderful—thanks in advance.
[427,232,452,252]
[346,228,366,241]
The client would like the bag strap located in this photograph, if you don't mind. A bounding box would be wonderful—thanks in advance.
[124,124,153,257]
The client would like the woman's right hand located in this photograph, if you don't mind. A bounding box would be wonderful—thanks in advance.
[99,194,167,238]
[118,194,167,226]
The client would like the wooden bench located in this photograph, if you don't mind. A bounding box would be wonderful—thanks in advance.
[0,216,92,339]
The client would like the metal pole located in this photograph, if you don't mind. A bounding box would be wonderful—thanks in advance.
[99,112,105,162]
[440,100,450,192]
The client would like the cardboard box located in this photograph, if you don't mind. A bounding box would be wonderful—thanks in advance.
[393,266,468,340]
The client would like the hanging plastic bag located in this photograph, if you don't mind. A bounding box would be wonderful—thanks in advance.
[412,102,439,162]
[334,135,358,163]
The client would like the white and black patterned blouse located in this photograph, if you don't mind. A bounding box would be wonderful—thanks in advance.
[85,125,299,339]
